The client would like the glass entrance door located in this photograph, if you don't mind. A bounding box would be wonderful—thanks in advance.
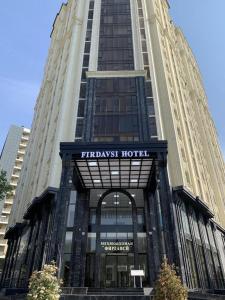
[104,254,134,288]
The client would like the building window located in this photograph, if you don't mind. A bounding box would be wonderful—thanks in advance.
[179,203,199,289]
[98,0,134,71]
[92,78,140,142]
[66,191,77,228]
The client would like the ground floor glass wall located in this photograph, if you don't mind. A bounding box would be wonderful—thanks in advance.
[85,189,148,288]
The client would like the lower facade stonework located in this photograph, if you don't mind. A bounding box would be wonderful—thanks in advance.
[1,143,225,296]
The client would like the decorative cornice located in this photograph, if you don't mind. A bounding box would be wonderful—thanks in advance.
[5,222,27,239]
[173,185,214,219]
[23,187,59,220]
[86,70,147,79]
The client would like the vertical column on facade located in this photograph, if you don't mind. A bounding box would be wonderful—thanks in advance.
[8,235,20,288]
[156,152,176,263]
[32,204,51,271]
[212,223,225,288]
[83,78,95,142]
[53,153,74,275]
[174,198,193,288]
[206,222,224,289]
[187,207,206,289]
[136,77,151,142]
[171,194,187,286]
[131,193,139,287]
[3,238,16,287]
[1,239,13,287]
[26,220,41,280]
[42,200,57,266]
[198,216,215,289]
[145,185,161,285]
[10,227,26,288]
[212,224,225,288]
[70,191,89,287]
[16,226,31,288]
[94,201,101,288]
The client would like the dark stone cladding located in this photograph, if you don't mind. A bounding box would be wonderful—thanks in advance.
[55,141,177,288]
[2,139,225,296]
[173,186,225,291]
[83,77,151,143]
[1,187,58,290]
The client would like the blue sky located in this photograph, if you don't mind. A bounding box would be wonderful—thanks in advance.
[0,1,224,158]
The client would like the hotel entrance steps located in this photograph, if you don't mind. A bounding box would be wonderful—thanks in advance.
[188,291,225,300]
[87,288,144,295]
[60,287,152,300]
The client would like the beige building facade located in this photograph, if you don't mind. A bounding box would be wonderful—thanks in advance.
[3,0,225,296]
[10,0,225,227]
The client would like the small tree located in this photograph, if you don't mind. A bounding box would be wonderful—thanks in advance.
[154,258,188,300]
[0,169,12,201]
[27,262,62,300]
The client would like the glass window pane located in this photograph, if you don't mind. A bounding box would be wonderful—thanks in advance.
[70,191,77,204]
[67,204,75,227]
[137,209,144,224]
[87,233,96,252]
[89,209,96,224]
[92,78,140,142]
[138,233,147,252]
[64,232,73,253]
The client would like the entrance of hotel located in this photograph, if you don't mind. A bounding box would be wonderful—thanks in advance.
[85,189,148,288]
[102,254,134,288]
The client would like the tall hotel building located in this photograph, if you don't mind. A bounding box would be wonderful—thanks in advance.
[0,125,30,260]
[1,0,225,297]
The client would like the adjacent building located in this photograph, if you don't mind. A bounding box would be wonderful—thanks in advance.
[1,0,225,297]
[0,125,30,259]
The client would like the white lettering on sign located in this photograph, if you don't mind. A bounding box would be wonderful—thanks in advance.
[81,150,149,159]
[100,241,134,252]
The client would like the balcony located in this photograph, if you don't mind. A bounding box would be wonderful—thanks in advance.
[11,173,19,178]
[4,199,13,205]
[0,244,6,258]
[17,150,25,155]
[0,239,7,246]
[19,142,27,148]
[2,208,11,215]
[16,157,23,163]
[14,165,21,170]
[22,128,30,134]
[0,217,9,224]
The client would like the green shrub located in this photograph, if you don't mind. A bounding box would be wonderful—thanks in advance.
[27,262,62,300]
[154,258,188,300]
